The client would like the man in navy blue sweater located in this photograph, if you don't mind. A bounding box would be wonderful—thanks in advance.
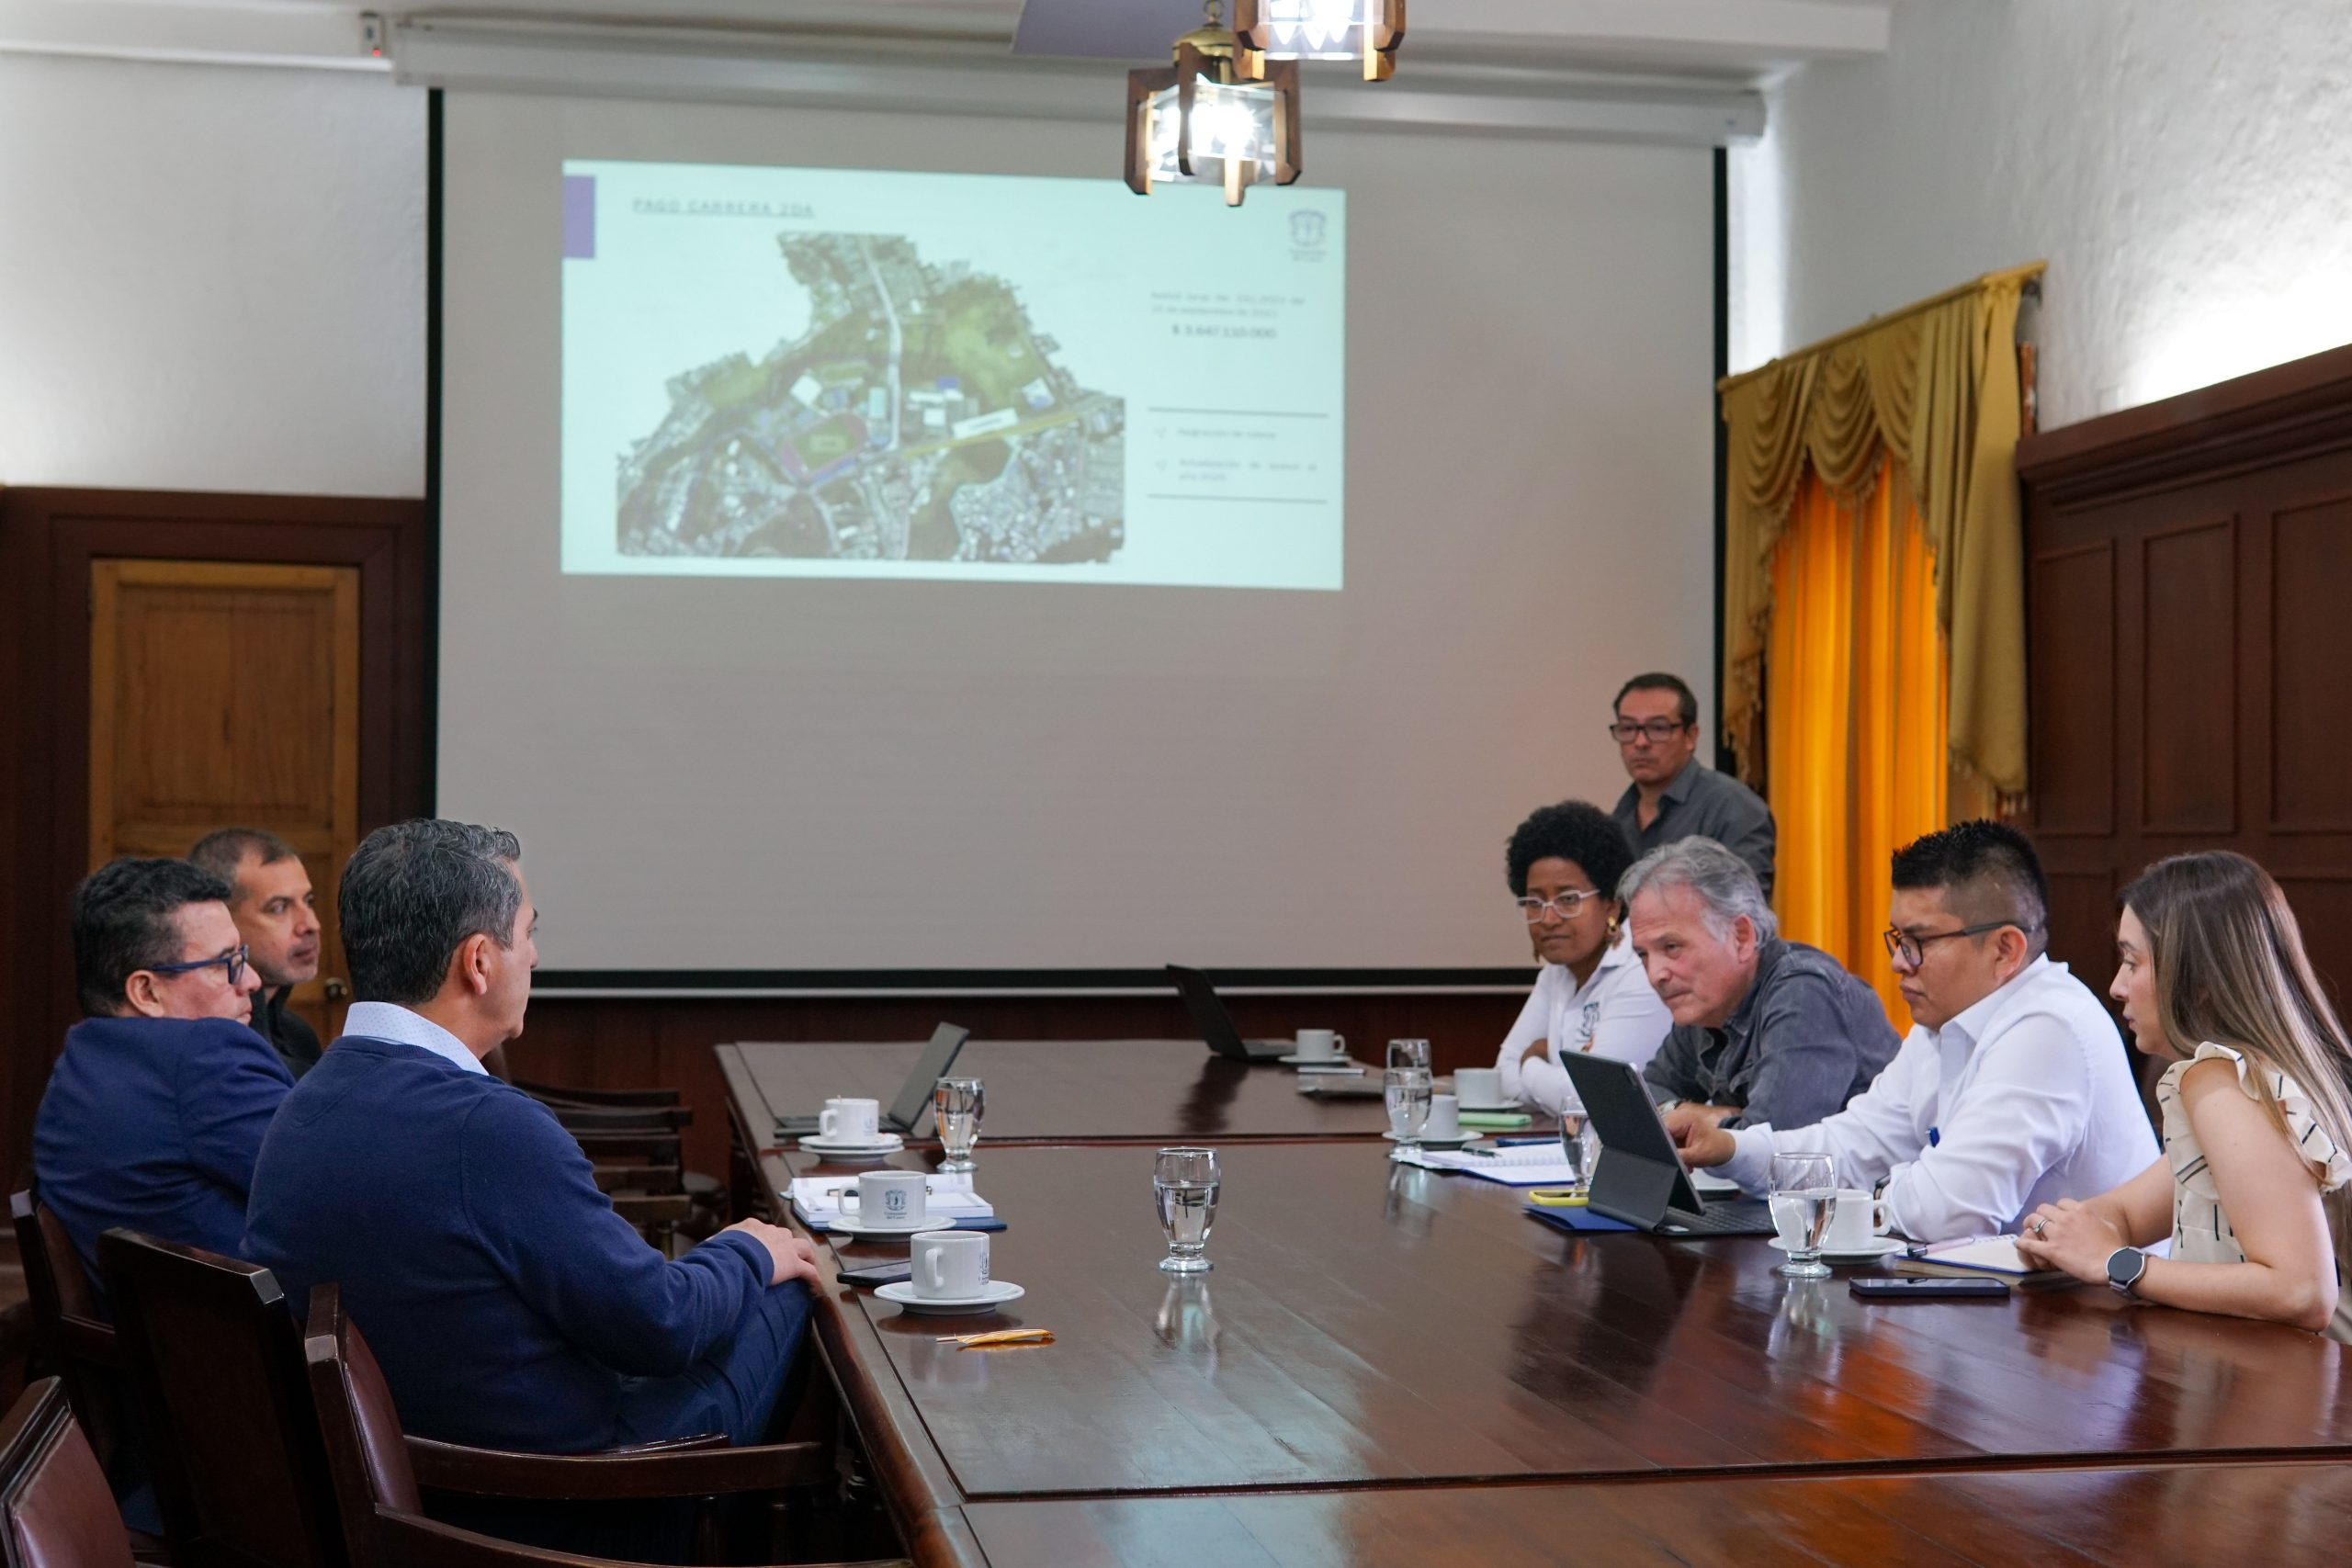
[35,857,289,1295]
[243,820,818,1551]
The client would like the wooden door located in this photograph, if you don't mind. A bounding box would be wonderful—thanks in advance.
[87,560,362,1038]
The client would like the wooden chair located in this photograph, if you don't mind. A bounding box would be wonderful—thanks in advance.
[95,1232,345,1568]
[300,1287,893,1568]
[0,1379,134,1568]
[6,1193,166,1563]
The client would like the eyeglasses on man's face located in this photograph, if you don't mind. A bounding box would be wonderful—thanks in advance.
[1881,922,2008,969]
[146,944,251,989]
[1517,889,1602,923]
[1608,718,1691,745]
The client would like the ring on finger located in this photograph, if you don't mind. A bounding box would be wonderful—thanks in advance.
[2030,1218,2048,1236]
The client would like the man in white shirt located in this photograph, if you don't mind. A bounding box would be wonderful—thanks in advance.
[1668,819,2156,1243]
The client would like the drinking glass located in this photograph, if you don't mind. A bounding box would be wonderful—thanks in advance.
[933,1077,985,1174]
[1557,1113,1600,1192]
[1385,1039,1432,1074]
[1769,1153,1838,1279]
[1153,1146,1220,1274]
[1384,1066,1432,1152]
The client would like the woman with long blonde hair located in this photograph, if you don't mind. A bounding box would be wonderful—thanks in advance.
[2018,852,2352,1337]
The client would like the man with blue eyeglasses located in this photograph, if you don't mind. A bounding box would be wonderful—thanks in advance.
[33,858,292,1297]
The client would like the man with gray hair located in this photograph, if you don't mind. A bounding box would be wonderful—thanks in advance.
[244,819,820,1557]
[1624,838,1897,1134]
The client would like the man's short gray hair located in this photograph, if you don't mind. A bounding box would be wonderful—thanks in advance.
[1619,837,1779,943]
[340,819,523,1007]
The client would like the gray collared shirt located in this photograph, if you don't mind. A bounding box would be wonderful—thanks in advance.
[1612,758,1778,897]
[1640,938,1899,1131]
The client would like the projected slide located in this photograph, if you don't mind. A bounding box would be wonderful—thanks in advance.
[560,162,1345,589]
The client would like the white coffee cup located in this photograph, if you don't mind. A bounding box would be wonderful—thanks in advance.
[1295,1028,1344,1060]
[841,1169,928,1229]
[818,1097,882,1145]
[1825,1188,1891,1251]
[1421,1093,1463,1142]
[910,1229,990,1299]
[1453,1066,1504,1109]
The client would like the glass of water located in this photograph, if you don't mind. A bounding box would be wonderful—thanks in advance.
[1153,1146,1220,1273]
[1385,1039,1432,1074]
[1384,1066,1433,1152]
[1769,1152,1837,1279]
[933,1077,984,1173]
[1557,1112,1600,1192]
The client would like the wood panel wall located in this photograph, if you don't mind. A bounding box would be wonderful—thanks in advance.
[2019,344,2352,1011]
[0,488,430,1180]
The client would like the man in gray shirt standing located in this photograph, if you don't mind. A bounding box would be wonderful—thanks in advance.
[1622,839,1898,1134]
[1607,672,1777,897]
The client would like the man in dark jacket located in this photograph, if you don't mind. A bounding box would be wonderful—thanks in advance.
[34,857,289,1292]
[189,827,323,1078]
[34,857,292,1536]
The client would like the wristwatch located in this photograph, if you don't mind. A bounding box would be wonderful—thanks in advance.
[2106,1247,2149,1297]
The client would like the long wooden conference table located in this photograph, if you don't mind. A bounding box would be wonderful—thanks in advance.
[717,1040,2352,1567]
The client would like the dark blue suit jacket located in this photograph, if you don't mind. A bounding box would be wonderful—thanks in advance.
[32,1015,293,1298]
[243,1035,775,1454]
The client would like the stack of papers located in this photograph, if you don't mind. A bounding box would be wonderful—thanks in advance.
[1404,1145,1583,1186]
[786,1174,994,1231]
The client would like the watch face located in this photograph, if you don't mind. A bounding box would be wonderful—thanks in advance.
[2107,1248,2144,1292]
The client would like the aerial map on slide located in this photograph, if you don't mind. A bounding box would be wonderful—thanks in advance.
[616,233,1127,566]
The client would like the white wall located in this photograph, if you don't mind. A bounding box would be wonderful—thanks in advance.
[0,54,427,496]
[1732,0,2352,427]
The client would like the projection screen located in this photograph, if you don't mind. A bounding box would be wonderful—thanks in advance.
[437,90,1716,980]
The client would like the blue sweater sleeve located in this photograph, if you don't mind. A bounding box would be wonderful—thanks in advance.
[177,1020,295,1200]
[456,1089,773,1379]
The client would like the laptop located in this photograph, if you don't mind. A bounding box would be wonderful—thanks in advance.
[1559,1054,1778,1236]
[1165,965,1292,1062]
[773,1022,970,1140]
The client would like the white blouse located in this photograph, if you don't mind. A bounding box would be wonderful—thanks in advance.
[2157,1041,2352,1343]
[1491,932,1673,1117]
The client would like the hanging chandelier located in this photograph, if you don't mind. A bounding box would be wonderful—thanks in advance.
[1124,0,1301,208]
[1235,0,1407,82]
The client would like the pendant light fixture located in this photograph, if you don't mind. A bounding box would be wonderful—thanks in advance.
[1235,0,1406,82]
[1125,0,1301,208]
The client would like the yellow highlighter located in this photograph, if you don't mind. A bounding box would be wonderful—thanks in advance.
[1526,1188,1589,1207]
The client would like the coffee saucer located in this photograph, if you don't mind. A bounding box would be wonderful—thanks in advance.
[1768,1236,1904,1262]
[798,1133,906,1158]
[1383,1132,1477,1151]
[1280,1053,1351,1066]
[874,1280,1024,1315]
[823,1213,934,1238]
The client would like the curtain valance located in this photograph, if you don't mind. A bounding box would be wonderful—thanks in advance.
[1719,262,2041,803]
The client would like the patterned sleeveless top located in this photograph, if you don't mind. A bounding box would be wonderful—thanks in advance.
[2156,1042,2352,1342]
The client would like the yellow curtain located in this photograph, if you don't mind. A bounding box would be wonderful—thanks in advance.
[1767,464,1957,1030]
[1720,263,2041,806]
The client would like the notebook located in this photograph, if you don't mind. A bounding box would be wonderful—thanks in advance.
[1894,1235,2075,1289]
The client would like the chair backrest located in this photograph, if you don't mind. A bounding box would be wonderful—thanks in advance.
[6,1196,129,1491]
[300,1286,422,1568]
[0,1379,134,1568]
[95,1230,344,1568]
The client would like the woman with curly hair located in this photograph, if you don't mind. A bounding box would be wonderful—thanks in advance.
[1489,800,1672,1117]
